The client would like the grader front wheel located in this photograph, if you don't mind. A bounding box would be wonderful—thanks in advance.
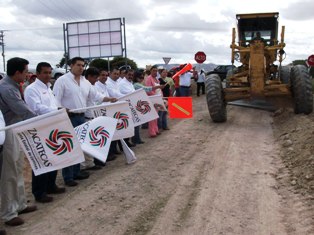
[205,74,227,122]
[290,65,313,114]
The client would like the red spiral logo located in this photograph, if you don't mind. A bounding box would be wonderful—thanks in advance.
[113,112,129,130]
[89,126,110,147]
[45,129,74,155]
[136,100,151,114]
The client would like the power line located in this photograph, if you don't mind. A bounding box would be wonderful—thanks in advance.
[4,27,61,32]
[61,0,86,21]
[37,0,72,22]
[46,1,79,22]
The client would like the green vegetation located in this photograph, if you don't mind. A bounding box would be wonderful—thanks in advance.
[58,56,138,71]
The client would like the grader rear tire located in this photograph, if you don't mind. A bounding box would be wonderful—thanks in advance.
[205,74,227,122]
[291,65,313,114]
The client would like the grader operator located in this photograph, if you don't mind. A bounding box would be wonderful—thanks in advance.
[205,12,313,122]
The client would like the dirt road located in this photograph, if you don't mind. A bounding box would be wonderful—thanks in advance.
[7,96,314,235]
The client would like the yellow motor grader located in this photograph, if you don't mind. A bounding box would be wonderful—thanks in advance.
[205,12,313,122]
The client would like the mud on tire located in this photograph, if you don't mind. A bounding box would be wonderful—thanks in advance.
[290,65,313,114]
[205,74,227,122]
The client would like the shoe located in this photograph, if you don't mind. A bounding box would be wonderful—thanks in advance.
[47,186,66,194]
[65,180,78,187]
[84,165,102,171]
[156,132,161,135]
[163,127,170,130]
[5,217,24,226]
[113,150,122,155]
[95,161,106,167]
[19,205,37,215]
[138,141,145,144]
[36,195,53,203]
[150,135,157,138]
[74,172,90,180]
[0,229,6,235]
[107,154,117,162]
[126,141,136,147]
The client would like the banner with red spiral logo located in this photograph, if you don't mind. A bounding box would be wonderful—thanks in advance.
[88,101,134,140]
[118,89,158,126]
[75,116,117,163]
[149,94,167,111]
[10,109,84,176]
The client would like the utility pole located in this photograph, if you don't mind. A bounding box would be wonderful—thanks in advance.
[0,31,5,72]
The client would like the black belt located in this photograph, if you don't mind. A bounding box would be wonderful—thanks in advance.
[68,112,85,117]
[180,85,191,88]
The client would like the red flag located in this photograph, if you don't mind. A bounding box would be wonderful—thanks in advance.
[168,97,193,119]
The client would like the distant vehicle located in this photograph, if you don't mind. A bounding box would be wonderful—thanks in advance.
[118,65,131,71]
[52,65,66,79]
[207,65,236,80]
[28,65,66,84]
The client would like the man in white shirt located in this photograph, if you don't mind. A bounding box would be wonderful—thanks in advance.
[24,62,66,203]
[179,70,193,97]
[106,68,124,98]
[53,57,94,187]
[106,68,126,153]
[119,69,135,95]
[118,69,136,147]
[196,69,206,96]
[95,69,110,100]
[84,67,117,167]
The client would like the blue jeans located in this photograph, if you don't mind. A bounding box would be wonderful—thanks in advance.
[158,111,168,129]
[179,86,190,97]
[62,114,85,183]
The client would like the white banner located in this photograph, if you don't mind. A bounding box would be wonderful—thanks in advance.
[118,89,159,126]
[149,94,167,111]
[11,109,84,176]
[74,116,117,163]
[120,139,137,164]
[91,101,134,141]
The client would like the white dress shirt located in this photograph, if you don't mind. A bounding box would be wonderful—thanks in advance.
[53,72,103,112]
[106,77,124,98]
[119,78,135,95]
[85,85,105,118]
[95,81,110,98]
[24,78,58,115]
[179,72,193,86]
[197,72,206,83]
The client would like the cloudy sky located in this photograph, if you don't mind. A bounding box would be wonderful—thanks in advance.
[0,0,313,71]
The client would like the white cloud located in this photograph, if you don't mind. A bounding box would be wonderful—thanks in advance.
[0,0,313,71]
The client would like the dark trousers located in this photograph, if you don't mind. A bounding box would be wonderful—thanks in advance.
[62,114,85,183]
[132,126,142,144]
[197,82,205,96]
[179,86,190,97]
[32,170,57,199]
[175,88,181,97]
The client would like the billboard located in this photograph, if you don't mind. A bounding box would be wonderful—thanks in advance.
[65,18,124,59]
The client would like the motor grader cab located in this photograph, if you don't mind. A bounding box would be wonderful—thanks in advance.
[205,12,313,122]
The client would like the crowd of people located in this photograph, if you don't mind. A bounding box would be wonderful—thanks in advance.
[0,57,203,233]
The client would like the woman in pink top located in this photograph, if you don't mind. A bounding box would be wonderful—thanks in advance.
[145,66,161,137]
